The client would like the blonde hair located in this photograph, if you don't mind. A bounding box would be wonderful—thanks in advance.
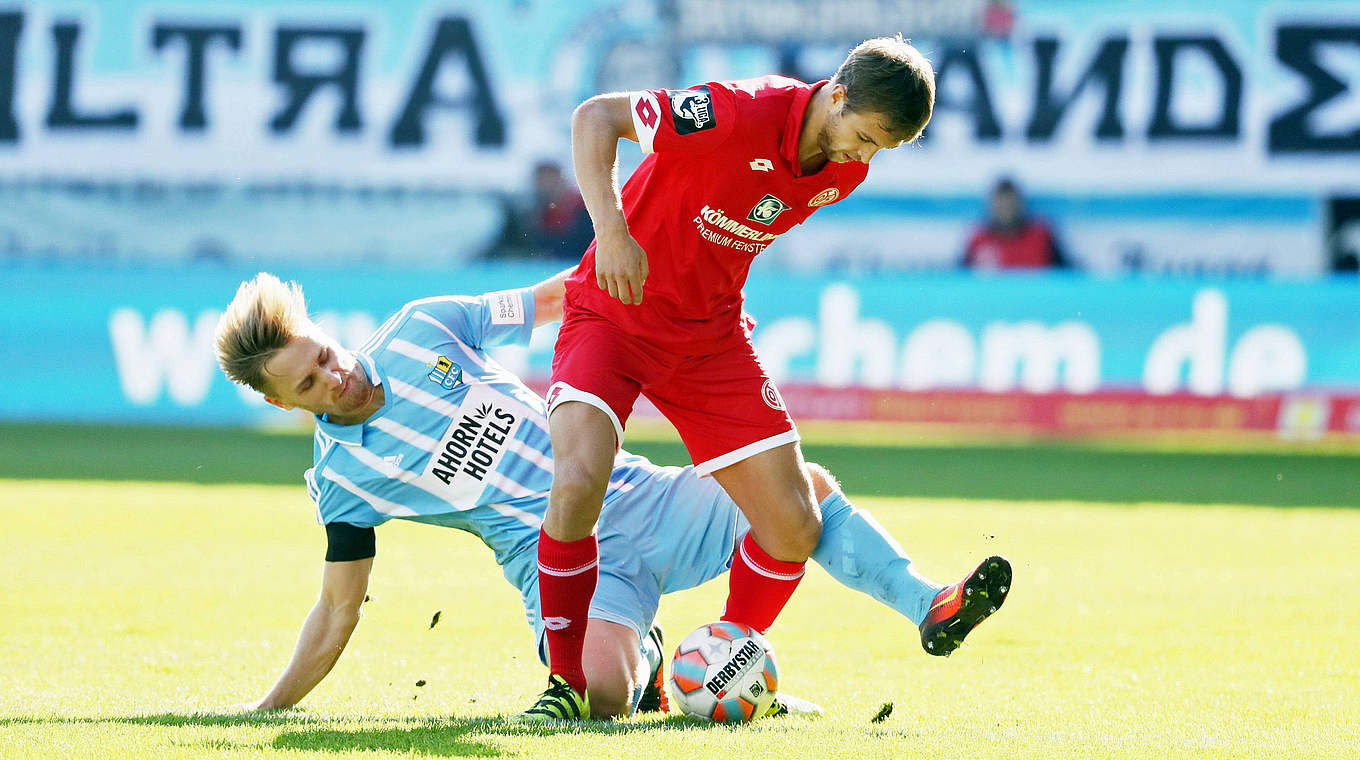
[215,272,311,395]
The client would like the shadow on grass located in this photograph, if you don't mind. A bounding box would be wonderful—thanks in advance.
[0,711,729,757]
[6,421,1357,506]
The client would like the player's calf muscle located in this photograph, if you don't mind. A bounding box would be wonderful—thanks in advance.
[804,462,840,502]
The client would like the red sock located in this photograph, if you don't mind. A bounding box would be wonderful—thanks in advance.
[721,533,807,634]
[537,530,598,696]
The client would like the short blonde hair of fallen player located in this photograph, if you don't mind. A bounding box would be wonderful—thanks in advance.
[214,272,312,396]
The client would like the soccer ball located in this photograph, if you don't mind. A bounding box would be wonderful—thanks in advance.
[668,621,778,722]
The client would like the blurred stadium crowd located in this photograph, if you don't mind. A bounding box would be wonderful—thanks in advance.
[1,0,1357,275]
[2,0,1358,439]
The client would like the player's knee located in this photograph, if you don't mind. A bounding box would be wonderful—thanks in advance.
[590,687,633,719]
[804,462,840,503]
[549,456,611,513]
[783,482,824,558]
[768,491,821,560]
[790,504,822,558]
[584,670,635,719]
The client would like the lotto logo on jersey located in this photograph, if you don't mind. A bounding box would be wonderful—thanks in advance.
[631,91,663,153]
[670,86,715,135]
[428,356,462,390]
[747,194,791,225]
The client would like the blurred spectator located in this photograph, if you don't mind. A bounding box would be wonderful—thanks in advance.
[983,0,1017,37]
[1328,198,1360,274]
[963,178,1070,270]
[493,160,594,261]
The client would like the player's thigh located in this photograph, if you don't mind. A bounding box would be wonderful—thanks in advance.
[645,338,797,473]
[710,442,821,558]
[548,314,659,439]
[581,619,648,718]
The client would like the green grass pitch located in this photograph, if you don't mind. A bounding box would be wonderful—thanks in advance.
[3,469,1357,758]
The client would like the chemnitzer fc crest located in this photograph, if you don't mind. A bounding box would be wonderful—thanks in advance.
[670,86,715,135]
[428,356,462,390]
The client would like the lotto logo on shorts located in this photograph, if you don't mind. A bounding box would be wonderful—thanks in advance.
[761,379,785,411]
[428,356,462,390]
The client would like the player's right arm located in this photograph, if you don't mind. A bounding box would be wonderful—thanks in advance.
[530,266,573,326]
[572,92,649,305]
[251,552,373,710]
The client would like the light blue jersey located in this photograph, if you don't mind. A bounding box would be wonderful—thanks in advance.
[303,288,719,635]
[305,287,943,651]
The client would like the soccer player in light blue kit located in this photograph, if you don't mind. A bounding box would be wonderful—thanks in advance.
[213,269,1010,718]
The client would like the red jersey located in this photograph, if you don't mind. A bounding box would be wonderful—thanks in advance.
[965,219,1062,270]
[565,75,869,349]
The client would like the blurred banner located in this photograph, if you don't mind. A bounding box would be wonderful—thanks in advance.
[2,1,1359,273]
[3,263,1358,439]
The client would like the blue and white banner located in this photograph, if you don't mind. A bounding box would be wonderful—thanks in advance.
[1,1,1358,272]
[2,263,1357,426]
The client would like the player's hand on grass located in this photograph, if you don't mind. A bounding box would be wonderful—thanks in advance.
[594,227,648,305]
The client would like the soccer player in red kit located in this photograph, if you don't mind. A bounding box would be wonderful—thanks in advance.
[522,37,977,721]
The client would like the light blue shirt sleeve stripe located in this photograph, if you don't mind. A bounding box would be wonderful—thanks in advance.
[386,376,463,418]
[322,465,419,519]
[370,416,439,452]
[408,311,494,371]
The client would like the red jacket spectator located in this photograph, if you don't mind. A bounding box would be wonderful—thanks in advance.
[964,178,1069,270]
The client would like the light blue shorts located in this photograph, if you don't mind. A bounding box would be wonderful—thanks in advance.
[526,461,748,663]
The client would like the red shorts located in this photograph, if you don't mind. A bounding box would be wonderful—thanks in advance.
[548,315,798,475]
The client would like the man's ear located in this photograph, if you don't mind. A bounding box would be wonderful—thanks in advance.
[265,397,293,411]
[829,82,848,108]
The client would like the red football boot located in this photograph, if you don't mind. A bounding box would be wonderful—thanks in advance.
[920,555,1012,657]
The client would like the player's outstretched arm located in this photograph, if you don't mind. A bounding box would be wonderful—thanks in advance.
[251,557,373,710]
[530,266,573,326]
[572,92,648,305]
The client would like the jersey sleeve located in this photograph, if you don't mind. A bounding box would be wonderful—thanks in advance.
[629,82,736,156]
[404,287,536,349]
[305,464,389,530]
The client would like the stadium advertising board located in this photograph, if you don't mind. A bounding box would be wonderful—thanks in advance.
[2,264,1358,439]
[1,1,1358,272]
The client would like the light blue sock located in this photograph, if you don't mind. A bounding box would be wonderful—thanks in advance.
[811,491,945,626]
